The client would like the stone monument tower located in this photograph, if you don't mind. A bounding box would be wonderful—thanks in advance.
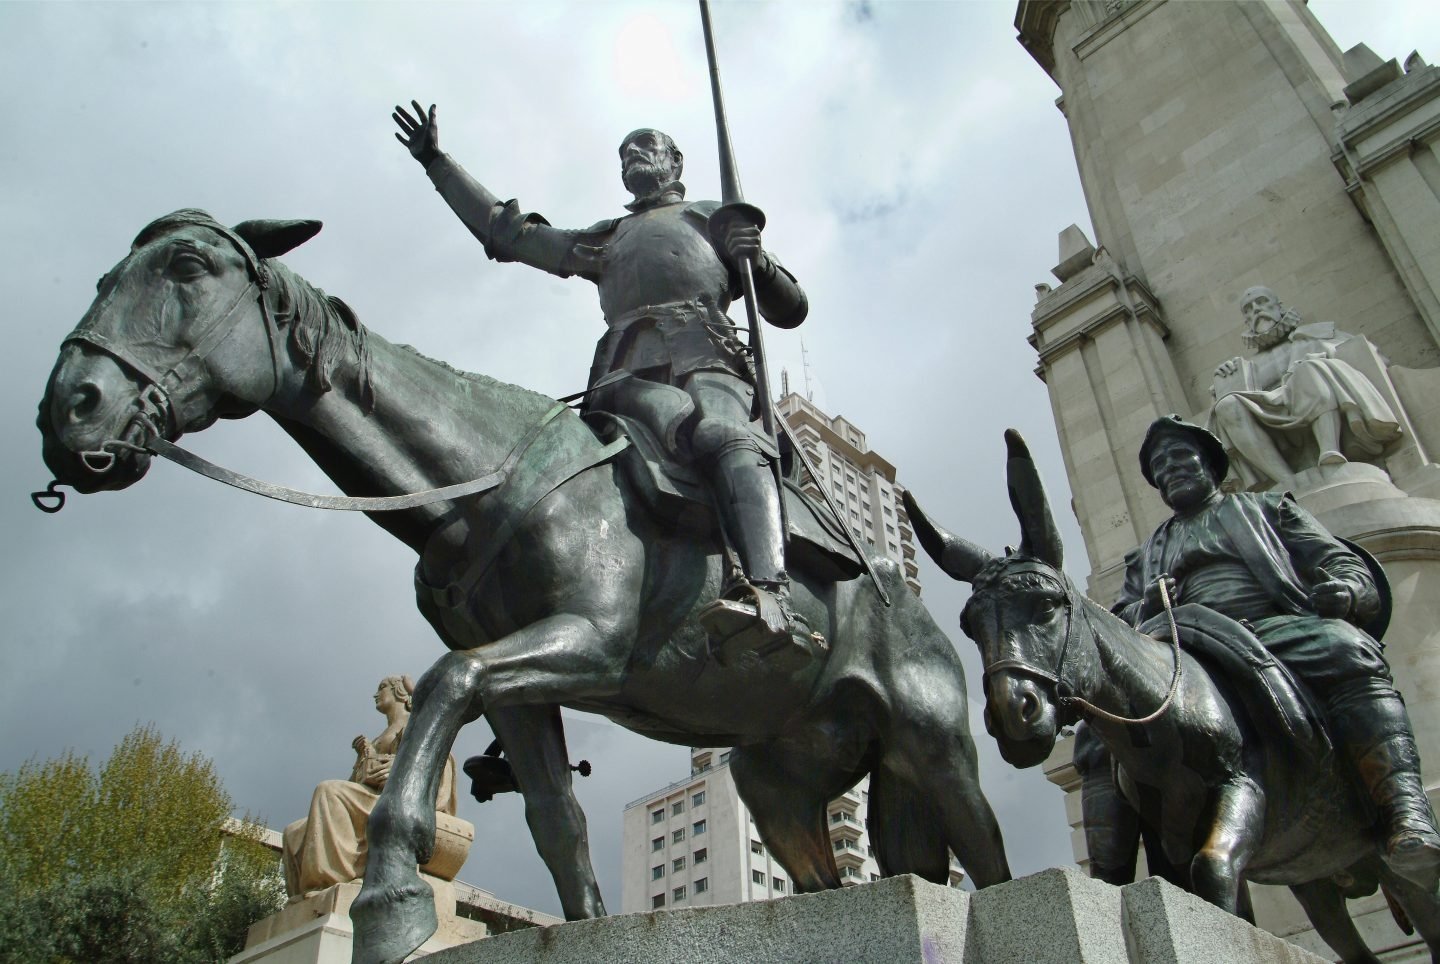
[1016,0,1440,955]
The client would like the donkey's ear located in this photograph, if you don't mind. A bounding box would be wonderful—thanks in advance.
[902,490,993,584]
[1005,429,1063,568]
[232,219,323,259]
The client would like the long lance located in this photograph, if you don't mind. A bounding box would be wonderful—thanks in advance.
[698,1,891,607]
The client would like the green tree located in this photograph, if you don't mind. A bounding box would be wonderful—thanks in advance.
[0,724,285,964]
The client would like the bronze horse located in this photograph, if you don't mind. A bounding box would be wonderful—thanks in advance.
[36,211,1010,964]
[905,430,1440,964]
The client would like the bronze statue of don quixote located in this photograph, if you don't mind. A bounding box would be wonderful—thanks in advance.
[34,5,1010,962]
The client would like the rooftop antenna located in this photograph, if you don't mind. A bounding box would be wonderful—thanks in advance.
[801,337,815,401]
[780,367,790,398]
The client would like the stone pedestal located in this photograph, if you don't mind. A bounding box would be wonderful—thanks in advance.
[423,869,1321,963]
[229,875,487,964]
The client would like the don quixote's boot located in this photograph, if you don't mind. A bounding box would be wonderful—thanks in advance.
[696,447,825,671]
[1333,692,1440,892]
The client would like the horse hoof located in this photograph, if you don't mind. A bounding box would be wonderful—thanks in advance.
[350,878,438,964]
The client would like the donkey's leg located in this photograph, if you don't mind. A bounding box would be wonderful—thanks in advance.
[1377,861,1440,962]
[731,739,863,893]
[1188,777,1264,915]
[873,593,1011,888]
[1290,878,1381,964]
[354,613,627,964]
[487,703,606,919]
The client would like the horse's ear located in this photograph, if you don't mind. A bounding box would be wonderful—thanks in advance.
[902,490,992,584]
[232,219,323,259]
[1005,429,1064,568]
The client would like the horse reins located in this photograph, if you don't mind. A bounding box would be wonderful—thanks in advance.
[32,222,626,516]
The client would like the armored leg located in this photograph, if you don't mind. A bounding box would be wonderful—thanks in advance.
[683,372,821,667]
[1329,684,1440,892]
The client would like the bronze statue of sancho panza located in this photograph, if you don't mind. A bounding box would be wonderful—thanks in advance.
[393,102,816,659]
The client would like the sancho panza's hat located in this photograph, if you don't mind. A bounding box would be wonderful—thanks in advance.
[1139,415,1230,488]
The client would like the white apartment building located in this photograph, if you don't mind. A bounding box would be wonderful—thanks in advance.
[620,747,963,914]
[776,392,922,596]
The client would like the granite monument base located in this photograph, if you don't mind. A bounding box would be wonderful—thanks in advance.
[229,875,487,964]
[424,868,1323,963]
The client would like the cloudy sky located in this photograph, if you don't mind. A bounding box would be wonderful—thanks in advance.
[3,0,1435,921]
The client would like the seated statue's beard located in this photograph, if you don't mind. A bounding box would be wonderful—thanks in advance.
[1243,320,1294,351]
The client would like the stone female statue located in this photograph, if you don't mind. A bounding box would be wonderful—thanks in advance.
[282,675,457,899]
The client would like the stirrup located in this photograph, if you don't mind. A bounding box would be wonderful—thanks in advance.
[697,582,826,671]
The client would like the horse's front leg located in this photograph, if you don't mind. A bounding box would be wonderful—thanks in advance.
[489,703,606,919]
[1188,776,1264,915]
[352,613,626,964]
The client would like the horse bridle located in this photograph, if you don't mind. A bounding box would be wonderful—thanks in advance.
[57,221,284,478]
[34,223,627,516]
[979,562,1183,728]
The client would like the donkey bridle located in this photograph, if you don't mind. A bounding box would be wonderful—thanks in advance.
[980,564,1183,728]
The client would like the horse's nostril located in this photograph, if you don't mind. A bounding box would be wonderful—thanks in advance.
[67,383,102,422]
[1020,691,1041,724]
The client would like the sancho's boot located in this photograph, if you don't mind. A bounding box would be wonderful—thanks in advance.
[693,436,825,670]
[1332,692,1440,892]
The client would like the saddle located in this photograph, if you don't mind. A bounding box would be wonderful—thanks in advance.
[1136,604,1331,763]
[584,409,864,583]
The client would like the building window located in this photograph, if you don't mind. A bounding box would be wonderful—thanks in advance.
[773,877,785,892]
[652,894,665,908]
[694,848,707,864]
[695,876,709,893]
[751,840,763,855]
[673,885,687,902]
[830,812,842,824]
[651,808,664,824]
[871,873,881,882]
[652,865,664,880]
[719,751,731,764]
[672,828,686,843]
[692,790,705,807]
[693,819,706,835]
[671,800,685,816]
[651,837,663,852]
[752,870,765,885]
[673,857,686,872]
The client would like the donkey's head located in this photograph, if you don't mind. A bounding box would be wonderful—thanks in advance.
[905,430,1076,768]
[37,211,321,493]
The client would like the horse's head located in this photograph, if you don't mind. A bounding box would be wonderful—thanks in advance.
[37,210,320,493]
[904,430,1078,769]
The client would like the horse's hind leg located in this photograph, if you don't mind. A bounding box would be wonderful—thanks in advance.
[487,703,606,919]
[1290,878,1381,964]
[730,740,859,893]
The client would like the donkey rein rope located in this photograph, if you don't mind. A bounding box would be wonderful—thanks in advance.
[1062,575,1183,727]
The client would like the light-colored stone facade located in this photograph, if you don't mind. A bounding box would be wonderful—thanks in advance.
[1018,1,1440,959]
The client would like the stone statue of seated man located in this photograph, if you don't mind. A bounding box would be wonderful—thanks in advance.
[282,674,460,900]
[1207,285,1401,489]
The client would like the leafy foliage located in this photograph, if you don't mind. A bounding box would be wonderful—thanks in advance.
[0,724,284,964]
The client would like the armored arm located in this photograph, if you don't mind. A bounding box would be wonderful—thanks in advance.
[426,155,592,278]
[753,254,808,329]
